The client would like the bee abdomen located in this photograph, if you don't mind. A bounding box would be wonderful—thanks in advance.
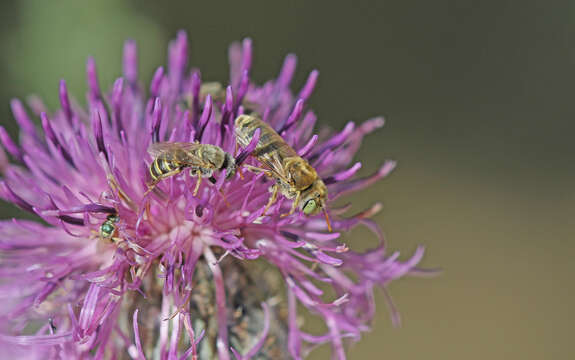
[150,158,178,181]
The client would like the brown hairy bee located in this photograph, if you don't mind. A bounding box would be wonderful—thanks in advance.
[190,82,258,112]
[199,81,227,101]
[234,114,331,231]
[147,142,236,196]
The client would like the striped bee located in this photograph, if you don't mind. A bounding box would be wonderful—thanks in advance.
[235,114,331,231]
[147,142,236,196]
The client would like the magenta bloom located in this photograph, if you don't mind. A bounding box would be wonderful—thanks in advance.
[0,31,430,359]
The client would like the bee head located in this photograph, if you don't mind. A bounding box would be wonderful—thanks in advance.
[223,153,236,179]
[300,179,328,216]
[300,179,332,231]
[302,198,319,215]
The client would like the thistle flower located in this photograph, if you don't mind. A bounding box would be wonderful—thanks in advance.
[0,31,431,359]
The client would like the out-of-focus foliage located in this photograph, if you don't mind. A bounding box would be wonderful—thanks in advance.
[1,0,165,109]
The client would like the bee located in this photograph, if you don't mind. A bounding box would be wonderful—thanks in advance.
[184,82,258,113]
[99,214,119,241]
[199,81,227,102]
[147,142,236,196]
[234,114,332,231]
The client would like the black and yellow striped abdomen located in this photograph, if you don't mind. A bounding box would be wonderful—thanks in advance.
[149,157,182,182]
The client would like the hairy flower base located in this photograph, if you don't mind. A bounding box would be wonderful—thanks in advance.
[116,258,287,359]
[0,31,432,359]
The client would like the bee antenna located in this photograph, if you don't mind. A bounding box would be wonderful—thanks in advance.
[323,208,332,232]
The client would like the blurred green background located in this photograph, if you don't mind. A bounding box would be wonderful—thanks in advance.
[1,0,573,358]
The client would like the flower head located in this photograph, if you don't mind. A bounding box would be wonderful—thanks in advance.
[0,31,431,359]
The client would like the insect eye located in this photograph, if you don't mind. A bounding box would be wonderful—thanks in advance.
[303,199,317,215]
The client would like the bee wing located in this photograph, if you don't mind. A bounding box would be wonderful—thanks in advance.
[147,142,197,157]
[147,142,206,166]
[258,151,293,185]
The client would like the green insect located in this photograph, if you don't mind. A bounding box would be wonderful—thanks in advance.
[99,214,119,241]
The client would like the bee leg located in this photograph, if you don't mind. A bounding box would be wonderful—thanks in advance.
[280,191,301,218]
[144,168,182,196]
[143,179,165,197]
[110,236,123,244]
[237,166,245,180]
[145,200,152,221]
[193,170,203,196]
[262,184,279,216]
[244,165,273,177]
[108,174,136,210]
[143,181,158,197]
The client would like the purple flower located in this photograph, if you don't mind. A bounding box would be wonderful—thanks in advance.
[0,31,432,359]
